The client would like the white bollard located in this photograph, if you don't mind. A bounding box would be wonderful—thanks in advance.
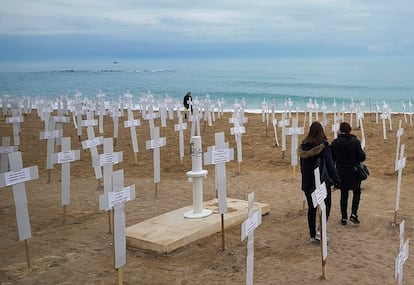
[184,136,212,219]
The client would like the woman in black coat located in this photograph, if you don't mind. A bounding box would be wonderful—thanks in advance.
[331,122,366,225]
[298,122,340,243]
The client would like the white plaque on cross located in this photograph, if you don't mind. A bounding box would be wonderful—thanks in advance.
[311,167,328,278]
[100,169,136,269]
[0,137,18,172]
[145,127,166,185]
[204,132,234,214]
[55,137,80,206]
[96,138,123,211]
[241,192,262,285]
[0,152,39,241]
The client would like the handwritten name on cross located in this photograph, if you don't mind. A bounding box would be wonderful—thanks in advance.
[241,192,262,285]
[145,127,166,195]
[0,137,18,172]
[312,167,328,279]
[174,115,187,162]
[395,220,409,285]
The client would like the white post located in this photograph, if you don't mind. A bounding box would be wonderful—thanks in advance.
[183,136,211,219]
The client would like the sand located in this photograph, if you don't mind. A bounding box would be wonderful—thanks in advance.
[0,110,413,285]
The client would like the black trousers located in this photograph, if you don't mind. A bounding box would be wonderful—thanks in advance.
[340,182,361,219]
[304,188,331,238]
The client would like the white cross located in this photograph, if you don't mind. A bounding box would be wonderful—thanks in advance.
[55,137,80,207]
[0,137,18,172]
[174,114,187,162]
[272,118,280,147]
[81,112,103,180]
[95,138,123,211]
[395,220,409,285]
[40,115,63,172]
[395,120,404,171]
[6,109,24,146]
[311,167,328,279]
[96,92,107,134]
[286,118,304,170]
[381,112,388,140]
[144,104,159,139]
[394,144,406,224]
[159,102,168,128]
[100,169,135,272]
[278,113,290,157]
[0,152,39,241]
[110,103,123,145]
[204,132,234,214]
[241,192,262,285]
[145,127,166,196]
[124,109,141,164]
[230,119,246,173]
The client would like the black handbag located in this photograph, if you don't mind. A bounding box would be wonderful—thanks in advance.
[354,162,369,181]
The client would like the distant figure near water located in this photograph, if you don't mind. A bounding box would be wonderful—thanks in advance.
[183,92,192,119]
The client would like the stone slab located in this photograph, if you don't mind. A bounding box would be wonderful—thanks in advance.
[126,198,270,253]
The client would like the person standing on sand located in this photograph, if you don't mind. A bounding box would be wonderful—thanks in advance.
[298,121,340,243]
[331,121,366,225]
[183,91,192,119]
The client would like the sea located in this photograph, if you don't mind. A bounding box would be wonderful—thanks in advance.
[1,56,414,113]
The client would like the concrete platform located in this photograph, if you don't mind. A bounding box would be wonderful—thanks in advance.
[126,198,270,253]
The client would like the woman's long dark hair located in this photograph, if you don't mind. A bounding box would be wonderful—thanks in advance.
[302,121,327,145]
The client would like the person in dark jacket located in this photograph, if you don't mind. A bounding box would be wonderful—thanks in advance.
[183,92,192,119]
[298,121,340,243]
[331,122,366,225]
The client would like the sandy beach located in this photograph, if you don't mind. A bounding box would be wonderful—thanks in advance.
[0,109,413,285]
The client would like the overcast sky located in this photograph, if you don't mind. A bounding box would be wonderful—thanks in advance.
[1,0,413,61]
